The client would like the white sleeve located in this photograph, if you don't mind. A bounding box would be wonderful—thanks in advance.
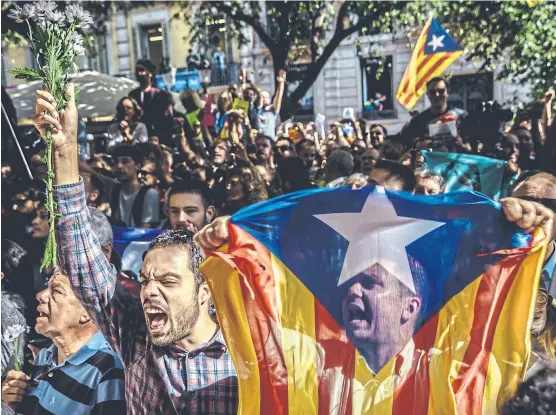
[106,124,123,152]
[140,188,160,224]
[134,123,149,143]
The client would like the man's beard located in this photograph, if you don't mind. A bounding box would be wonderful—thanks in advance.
[150,290,201,347]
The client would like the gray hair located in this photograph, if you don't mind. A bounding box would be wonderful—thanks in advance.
[415,169,446,192]
[88,207,113,247]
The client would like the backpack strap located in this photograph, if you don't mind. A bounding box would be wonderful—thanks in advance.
[110,183,122,222]
[131,186,150,227]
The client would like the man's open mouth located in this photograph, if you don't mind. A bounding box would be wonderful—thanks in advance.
[144,306,169,334]
[347,302,367,322]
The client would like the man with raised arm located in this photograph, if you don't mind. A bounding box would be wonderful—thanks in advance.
[32,85,238,415]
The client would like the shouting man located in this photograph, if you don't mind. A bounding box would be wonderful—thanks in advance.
[32,85,237,414]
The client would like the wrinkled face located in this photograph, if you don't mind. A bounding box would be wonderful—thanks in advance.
[341,264,414,349]
[347,176,367,190]
[226,175,245,202]
[121,99,135,119]
[298,145,316,167]
[368,168,405,192]
[140,246,202,346]
[32,207,49,239]
[36,273,88,338]
[168,193,210,231]
[138,162,158,187]
[260,91,271,106]
[426,80,449,110]
[370,127,385,148]
[115,156,139,182]
[415,177,442,195]
[361,150,379,175]
[256,138,273,162]
[275,139,294,160]
[213,141,230,165]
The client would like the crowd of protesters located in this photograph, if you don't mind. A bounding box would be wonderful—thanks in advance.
[1,57,555,414]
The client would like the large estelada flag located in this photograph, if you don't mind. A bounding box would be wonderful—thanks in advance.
[396,17,464,111]
[201,186,546,414]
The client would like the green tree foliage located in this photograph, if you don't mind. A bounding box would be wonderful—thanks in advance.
[183,0,555,117]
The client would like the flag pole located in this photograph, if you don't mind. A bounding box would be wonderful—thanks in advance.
[1,103,34,180]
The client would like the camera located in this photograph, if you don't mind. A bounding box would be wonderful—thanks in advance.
[460,101,514,153]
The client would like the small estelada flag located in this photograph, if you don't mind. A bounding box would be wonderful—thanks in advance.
[396,17,463,111]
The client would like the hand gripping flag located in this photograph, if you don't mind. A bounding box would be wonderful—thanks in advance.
[200,187,546,415]
[396,17,464,111]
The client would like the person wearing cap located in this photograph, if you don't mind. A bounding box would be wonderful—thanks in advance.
[129,59,174,147]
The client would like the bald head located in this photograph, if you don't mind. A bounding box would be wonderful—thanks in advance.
[512,173,556,201]
[511,172,556,242]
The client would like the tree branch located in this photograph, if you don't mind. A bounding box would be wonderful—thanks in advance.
[218,3,276,51]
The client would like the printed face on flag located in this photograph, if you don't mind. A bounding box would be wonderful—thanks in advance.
[204,184,544,413]
[340,262,422,373]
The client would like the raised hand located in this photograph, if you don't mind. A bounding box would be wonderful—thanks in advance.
[194,216,230,251]
[33,83,78,152]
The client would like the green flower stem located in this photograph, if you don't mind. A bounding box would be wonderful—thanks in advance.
[41,126,58,271]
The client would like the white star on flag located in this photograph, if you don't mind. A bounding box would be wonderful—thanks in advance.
[314,190,445,293]
[427,34,446,52]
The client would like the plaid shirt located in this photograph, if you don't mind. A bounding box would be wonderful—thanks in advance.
[54,180,238,415]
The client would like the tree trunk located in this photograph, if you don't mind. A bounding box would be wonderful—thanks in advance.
[278,33,344,119]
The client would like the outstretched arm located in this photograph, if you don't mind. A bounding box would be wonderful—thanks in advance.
[33,85,146,365]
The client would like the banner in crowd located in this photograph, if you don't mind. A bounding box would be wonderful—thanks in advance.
[112,226,164,278]
[396,17,464,110]
[201,186,545,414]
[421,150,518,200]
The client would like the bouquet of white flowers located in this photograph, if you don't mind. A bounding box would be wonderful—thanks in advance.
[8,1,92,270]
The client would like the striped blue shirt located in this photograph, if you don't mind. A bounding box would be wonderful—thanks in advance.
[17,332,125,415]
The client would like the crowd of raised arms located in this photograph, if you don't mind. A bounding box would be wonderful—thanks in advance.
[1,57,555,415]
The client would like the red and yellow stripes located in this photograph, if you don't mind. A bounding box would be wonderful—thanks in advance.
[201,225,545,414]
[396,17,463,111]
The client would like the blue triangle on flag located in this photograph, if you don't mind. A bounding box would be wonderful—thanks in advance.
[424,18,463,55]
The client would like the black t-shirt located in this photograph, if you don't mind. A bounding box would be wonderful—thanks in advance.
[129,87,174,146]
[402,107,467,142]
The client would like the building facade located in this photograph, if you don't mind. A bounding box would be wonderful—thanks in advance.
[240,26,532,133]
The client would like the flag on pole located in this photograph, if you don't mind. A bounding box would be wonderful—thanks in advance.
[396,17,464,111]
[201,186,546,414]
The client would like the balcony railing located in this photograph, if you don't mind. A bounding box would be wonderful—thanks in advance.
[362,109,398,120]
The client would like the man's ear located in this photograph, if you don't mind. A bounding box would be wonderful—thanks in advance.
[400,296,421,325]
[198,282,211,306]
[79,312,92,325]
[206,206,216,224]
